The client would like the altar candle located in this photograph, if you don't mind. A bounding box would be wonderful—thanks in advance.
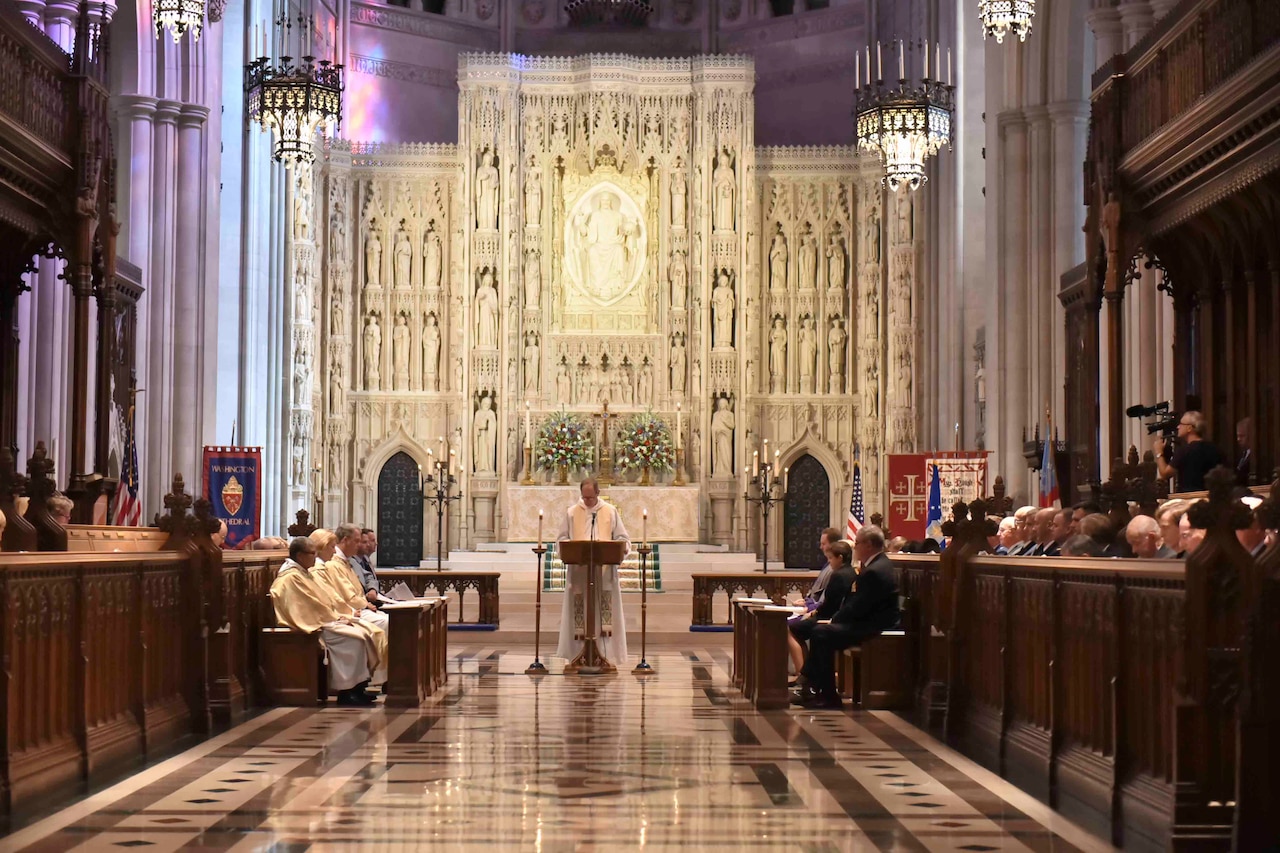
[752,450,759,477]
[525,401,532,447]
[784,466,789,492]
[936,44,941,83]
[448,448,456,476]
[676,403,682,449]
[924,39,929,79]
[877,42,882,81]
[856,59,860,90]
[947,48,952,85]
[642,508,648,548]
[774,449,780,476]
[899,40,905,80]
[538,509,544,549]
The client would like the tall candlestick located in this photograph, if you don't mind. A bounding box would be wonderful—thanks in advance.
[642,508,648,548]
[448,448,455,476]
[752,450,759,477]
[525,401,532,448]
[538,509,544,549]
[675,403,682,450]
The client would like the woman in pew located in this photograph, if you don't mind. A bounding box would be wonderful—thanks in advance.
[271,537,380,705]
[786,528,843,677]
[788,539,858,689]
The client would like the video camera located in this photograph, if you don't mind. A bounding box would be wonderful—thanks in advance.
[1125,401,1179,441]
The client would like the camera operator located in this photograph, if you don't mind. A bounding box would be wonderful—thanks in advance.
[1153,410,1222,492]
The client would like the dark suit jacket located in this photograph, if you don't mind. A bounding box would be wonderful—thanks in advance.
[1041,541,1062,557]
[832,552,900,630]
[812,564,858,621]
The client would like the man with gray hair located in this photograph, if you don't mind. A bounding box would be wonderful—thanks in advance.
[1125,515,1177,559]
[792,525,900,709]
[1154,409,1222,492]
[1006,506,1039,556]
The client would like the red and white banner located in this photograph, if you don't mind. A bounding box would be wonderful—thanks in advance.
[886,452,989,540]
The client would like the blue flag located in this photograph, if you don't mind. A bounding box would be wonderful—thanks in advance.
[925,462,944,543]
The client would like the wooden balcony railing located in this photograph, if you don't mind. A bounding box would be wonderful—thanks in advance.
[0,8,71,154]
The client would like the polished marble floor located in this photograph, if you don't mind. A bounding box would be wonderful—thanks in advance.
[1,647,1115,852]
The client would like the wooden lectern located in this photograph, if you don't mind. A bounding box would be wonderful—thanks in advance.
[558,538,627,674]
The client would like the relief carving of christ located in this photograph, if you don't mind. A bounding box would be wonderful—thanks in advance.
[567,187,644,305]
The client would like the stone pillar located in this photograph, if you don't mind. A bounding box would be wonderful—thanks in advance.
[172,105,208,487]
[41,0,77,50]
[1117,1,1155,49]
[29,259,69,478]
[1049,101,1089,426]
[999,112,1030,493]
[1026,105,1054,427]
[147,100,180,500]
[1086,5,1125,69]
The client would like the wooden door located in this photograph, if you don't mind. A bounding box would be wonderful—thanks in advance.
[784,454,830,569]
[377,451,423,568]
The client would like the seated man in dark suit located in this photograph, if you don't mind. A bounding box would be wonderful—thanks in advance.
[788,540,857,687]
[792,525,900,709]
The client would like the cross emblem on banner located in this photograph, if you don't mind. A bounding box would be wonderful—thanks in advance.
[889,474,928,522]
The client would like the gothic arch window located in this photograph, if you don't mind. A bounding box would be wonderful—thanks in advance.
[783,453,831,568]
[377,451,423,568]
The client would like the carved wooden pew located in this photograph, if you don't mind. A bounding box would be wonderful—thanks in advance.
[65,524,168,552]
[834,596,915,710]
[692,571,818,629]
[731,597,799,710]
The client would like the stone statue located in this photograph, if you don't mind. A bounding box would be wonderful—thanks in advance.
[638,359,654,405]
[768,316,787,393]
[475,148,499,231]
[475,268,499,348]
[422,313,440,390]
[691,358,701,395]
[330,299,344,336]
[293,177,310,240]
[473,394,497,475]
[393,223,412,289]
[524,168,542,226]
[827,235,846,291]
[574,190,640,301]
[670,335,687,392]
[555,359,571,402]
[768,225,788,291]
[523,332,540,392]
[713,147,735,231]
[363,315,381,390]
[328,441,342,486]
[292,343,309,401]
[712,270,735,349]
[798,229,817,290]
[897,347,912,399]
[669,250,687,309]
[799,317,817,394]
[453,356,464,393]
[364,227,382,289]
[865,360,879,418]
[896,192,913,243]
[670,159,687,229]
[294,273,310,322]
[524,248,541,308]
[711,397,735,477]
[330,199,347,264]
[423,228,442,291]
[392,314,410,390]
[865,205,881,264]
[329,361,344,413]
[828,317,847,393]
[292,437,306,485]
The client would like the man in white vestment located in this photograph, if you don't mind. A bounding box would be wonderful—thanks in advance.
[324,523,390,685]
[270,537,379,705]
[556,478,632,667]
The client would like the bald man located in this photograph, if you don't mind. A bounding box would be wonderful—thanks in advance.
[1125,515,1176,559]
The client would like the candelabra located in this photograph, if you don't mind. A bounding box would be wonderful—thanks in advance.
[743,444,787,575]
[420,458,462,571]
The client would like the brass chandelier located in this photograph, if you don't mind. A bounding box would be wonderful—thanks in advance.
[153,0,205,42]
[854,40,954,193]
[245,15,344,166]
[979,0,1036,44]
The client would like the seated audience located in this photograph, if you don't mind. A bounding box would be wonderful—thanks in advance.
[48,495,73,526]
[212,520,228,549]
[1080,513,1121,556]
[791,526,899,709]
[1125,515,1177,558]
[886,536,908,554]
[1042,508,1072,556]
[993,516,1017,554]
[788,540,857,682]
[1061,534,1106,557]
[269,536,381,705]
[1156,499,1192,557]
[1027,508,1056,555]
[786,528,843,678]
[1235,417,1253,486]
[1007,506,1038,555]
[1237,497,1268,558]
[351,528,380,602]
[1070,502,1102,536]
[1179,512,1206,555]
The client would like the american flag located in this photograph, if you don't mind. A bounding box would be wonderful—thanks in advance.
[845,461,865,540]
[112,405,141,526]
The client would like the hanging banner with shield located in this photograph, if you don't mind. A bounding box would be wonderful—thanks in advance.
[202,446,263,549]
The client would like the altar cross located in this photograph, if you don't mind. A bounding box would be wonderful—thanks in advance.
[592,401,618,486]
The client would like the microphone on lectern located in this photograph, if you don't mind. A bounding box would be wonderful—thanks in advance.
[590,510,599,541]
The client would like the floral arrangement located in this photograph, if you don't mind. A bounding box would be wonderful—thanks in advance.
[615,412,675,473]
[535,411,594,472]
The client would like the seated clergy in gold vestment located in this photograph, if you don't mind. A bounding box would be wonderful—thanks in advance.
[309,527,389,685]
[270,537,381,705]
[556,477,632,665]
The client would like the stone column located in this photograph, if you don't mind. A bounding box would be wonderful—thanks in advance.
[1026,105,1054,427]
[999,112,1030,493]
[1049,100,1089,427]
[147,100,180,502]
[29,258,69,477]
[1086,5,1125,68]
[172,105,209,487]
[1117,1,1155,49]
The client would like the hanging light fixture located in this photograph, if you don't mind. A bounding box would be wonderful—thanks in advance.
[979,0,1036,44]
[854,39,954,192]
[153,0,205,42]
[245,15,344,166]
